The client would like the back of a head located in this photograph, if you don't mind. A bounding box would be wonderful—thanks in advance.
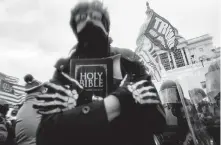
[0,100,9,116]
[160,80,177,91]
[159,80,182,105]
[208,59,220,72]
[190,88,206,98]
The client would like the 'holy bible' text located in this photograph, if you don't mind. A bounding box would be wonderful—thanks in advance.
[79,72,103,88]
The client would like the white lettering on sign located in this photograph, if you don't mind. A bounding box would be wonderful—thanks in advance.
[79,72,103,88]
[157,36,166,47]
[149,29,158,37]
[153,17,176,49]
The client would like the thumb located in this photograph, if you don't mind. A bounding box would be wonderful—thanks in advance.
[61,72,83,89]
[120,75,128,87]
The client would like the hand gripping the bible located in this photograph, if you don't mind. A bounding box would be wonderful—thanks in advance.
[33,72,82,114]
[33,73,160,115]
[121,75,160,104]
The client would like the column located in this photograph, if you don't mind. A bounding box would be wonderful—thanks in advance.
[181,48,187,65]
[170,51,177,68]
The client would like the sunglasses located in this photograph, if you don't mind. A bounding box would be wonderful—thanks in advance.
[75,11,102,24]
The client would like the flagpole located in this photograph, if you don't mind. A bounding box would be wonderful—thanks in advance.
[145,1,153,15]
[134,1,152,61]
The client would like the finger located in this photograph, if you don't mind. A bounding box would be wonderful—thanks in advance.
[61,107,73,112]
[43,82,66,93]
[36,93,67,102]
[134,95,159,104]
[33,100,46,108]
[137,99,160,104]
[134,93,160,103]
[36,93,77,107]
[38,108,62,115]
[131,87,154,96]
[40,100,66,108]
[44,83,74,98]
[61,72,83,89]
[134,95,159,102]
[120,74,128,87]
[131,80,148,90]
[36,101,75,112]
[137,91,158,99]
[135,86,155,94]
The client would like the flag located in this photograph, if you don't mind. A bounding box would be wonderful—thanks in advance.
[135,44,162,81]
[0,72,26,105]
[135,2,182,81]
[0,72,19,84]
[144,11,179,51]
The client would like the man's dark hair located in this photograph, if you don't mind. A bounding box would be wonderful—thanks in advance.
[70,1,110,36]
[0,100,9,116]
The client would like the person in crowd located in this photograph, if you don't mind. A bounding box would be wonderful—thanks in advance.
[214,92,220,121]
[197,101,213,125]
[33,1,166,145]
[157,80,189,145]
[183,132,194,145]
[0,100,16,145]
[15,74,43,145]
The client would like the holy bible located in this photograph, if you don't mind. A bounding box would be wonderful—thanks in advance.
[70,57,114,99]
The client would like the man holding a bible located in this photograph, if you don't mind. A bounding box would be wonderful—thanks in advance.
[33,1,166,145]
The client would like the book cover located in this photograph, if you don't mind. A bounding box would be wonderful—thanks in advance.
[70,57,114,98]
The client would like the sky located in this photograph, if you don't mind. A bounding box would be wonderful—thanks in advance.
[0,0,220,85]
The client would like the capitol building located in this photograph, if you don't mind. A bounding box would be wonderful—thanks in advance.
[148,34,220,101]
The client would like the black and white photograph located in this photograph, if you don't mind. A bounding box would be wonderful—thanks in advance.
[0,0,220,145]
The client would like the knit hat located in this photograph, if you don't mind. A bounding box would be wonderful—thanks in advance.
[24,74,42,93]
[70,1,110,36]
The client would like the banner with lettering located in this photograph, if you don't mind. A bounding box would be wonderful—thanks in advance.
[145,11,178,51]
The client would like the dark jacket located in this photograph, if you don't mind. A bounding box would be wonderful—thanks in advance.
[36,47,166,145]
[0,119,16,145]
[16,94,42,145]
